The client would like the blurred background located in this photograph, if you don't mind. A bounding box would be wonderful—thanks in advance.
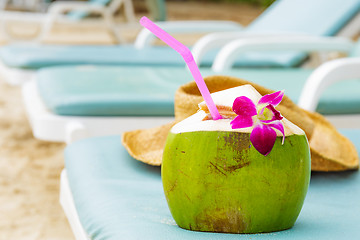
[0,0,268,44]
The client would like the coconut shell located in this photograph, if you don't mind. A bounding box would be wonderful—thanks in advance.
[122,75,359,171]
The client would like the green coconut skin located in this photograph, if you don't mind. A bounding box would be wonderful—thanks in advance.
[162,130,311,233]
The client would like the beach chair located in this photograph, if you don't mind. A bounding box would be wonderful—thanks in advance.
[58,50,360,238]
[0,19,243,85]
[21,38,360,144]
[206,35,360,127]
[59,127,360,239]
[1,0,360,85]
[0,0,136,43]
[0,0,53,11]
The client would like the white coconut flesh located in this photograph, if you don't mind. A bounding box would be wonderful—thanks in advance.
[171,85,305,136]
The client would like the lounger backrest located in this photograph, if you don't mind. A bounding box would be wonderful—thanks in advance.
[247,0,360,36]
[236,0,360,67]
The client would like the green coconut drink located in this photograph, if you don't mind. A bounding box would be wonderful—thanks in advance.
[162,85,311,233]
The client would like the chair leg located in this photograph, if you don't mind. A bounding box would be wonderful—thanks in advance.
[110,25,126,44]
[123,0,136,23]
[0,0,11,10]
[145,0,166,21]
[0,19,9,42]
[102,10,126,44]
[37,14,54,42]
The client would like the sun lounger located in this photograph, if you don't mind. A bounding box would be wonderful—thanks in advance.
[0,20,242,85]
[21,37,360,144]
[59,128,360,240]
[0,0,135,43]
[2,0,360,85]
[22,65,178,143]
[0,0,50,12]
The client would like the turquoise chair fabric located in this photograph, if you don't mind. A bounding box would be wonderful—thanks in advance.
[65,129,360,240]
[232,0,360,67]
[37,66,189,116]
[248,0,360,36]
[37,66,360,116]
[1,0,359,69]
[0,45,184,69]
[67,0,113,20]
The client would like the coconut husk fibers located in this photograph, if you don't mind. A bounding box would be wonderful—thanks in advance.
[122,75,359,172]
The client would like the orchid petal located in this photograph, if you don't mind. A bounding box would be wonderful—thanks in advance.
[268,121,285,145]
[250,123,277,156]
[231,115,254,129]
[232,96,257,117]
[260,104,283,123]
[258,90,284,107]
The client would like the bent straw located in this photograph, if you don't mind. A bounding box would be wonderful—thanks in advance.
[140,16,221,120]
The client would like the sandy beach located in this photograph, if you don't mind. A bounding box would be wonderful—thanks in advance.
[0,1,262,239]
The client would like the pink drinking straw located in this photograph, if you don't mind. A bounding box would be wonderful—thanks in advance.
[140,16,222,120]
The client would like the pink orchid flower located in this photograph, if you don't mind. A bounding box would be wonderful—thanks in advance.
[230,90,285,156]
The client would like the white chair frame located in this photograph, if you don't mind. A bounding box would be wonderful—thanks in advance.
[211,36,354,72]
[0,0,135,43]
[60,170,89,240]
[191,12,360,66]
[208,36,358,127]
[298,57,360,128]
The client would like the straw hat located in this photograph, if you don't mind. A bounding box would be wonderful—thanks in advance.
[122,75,359,171]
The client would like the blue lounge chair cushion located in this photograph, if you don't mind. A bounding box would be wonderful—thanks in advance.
[37,66,360,116]
[0,45,185,69]
[1,0,360,69]
[36,66,190,116]
[65,130,360,240]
